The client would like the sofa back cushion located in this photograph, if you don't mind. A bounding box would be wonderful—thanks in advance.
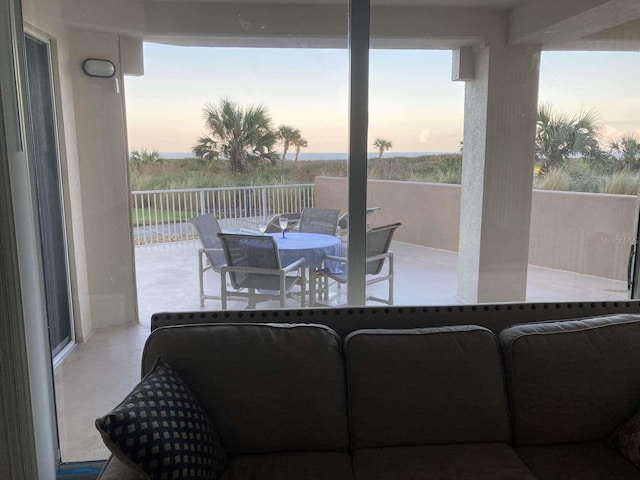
[500,314,640,445]
[142,323,349,454]
[345,326,510,449]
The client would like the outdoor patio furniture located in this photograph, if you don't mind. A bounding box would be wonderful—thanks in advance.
[317,222,401,305]
[266,231,343,306]
[241,212,302,235]
[217,233,306,309]
[298,207,341,236]
[337,206,381,242]
[189,213,227,306]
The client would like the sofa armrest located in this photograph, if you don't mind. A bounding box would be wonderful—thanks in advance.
[97,455,144,480]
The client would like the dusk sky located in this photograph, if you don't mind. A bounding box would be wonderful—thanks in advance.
[124,43,640,154]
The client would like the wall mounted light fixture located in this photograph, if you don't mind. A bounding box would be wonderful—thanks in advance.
[82,58,116,78]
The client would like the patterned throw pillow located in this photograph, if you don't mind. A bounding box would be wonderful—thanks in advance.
[609,409,640,466]
[95,357,227,480]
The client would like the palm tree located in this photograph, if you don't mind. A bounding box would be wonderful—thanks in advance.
[292,137,308,162]
[610,134,640,170]
[191,135,219,164]
[535,104,605,175]
[129,148,161,170]
[277,125,301,162]
[194,99,278,173]
[373,138,393,159]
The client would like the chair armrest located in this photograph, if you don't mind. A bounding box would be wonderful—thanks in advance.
[200,247,223,254]
[322,254,347,264]
[282,257,306,272]
[365,252,393,264]
[221,265,285,276]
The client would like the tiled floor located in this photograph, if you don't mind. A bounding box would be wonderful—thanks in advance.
[54,239,629,462]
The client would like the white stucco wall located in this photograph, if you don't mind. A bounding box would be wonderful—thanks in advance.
[22,0,139,337]
[315,176,636,282]
[67,28,137,330]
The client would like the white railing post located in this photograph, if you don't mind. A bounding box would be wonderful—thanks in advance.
[262,187,267,219]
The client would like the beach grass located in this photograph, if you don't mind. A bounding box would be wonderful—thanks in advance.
[130,154,637,196]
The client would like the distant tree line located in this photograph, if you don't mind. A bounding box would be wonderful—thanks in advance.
[190,99,308,173]
[131,101,640,183]
[535,103,640,176]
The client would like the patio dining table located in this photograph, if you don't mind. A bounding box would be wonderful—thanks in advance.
[268,231,343,306]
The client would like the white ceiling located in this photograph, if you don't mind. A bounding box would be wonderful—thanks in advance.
[64,0,639,51]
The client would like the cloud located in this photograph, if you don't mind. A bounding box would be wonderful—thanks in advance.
[602,124,640,144]
[419,129,430,143]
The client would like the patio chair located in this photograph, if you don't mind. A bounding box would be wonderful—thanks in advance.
[317,222,401,305]
[217,233,306,309]
[241,212,302,234]
[189,214,227,306]
[298,208,341,236]
[337,206,381,242]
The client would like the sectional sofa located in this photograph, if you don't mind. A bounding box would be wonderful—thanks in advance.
[96,308,640,479]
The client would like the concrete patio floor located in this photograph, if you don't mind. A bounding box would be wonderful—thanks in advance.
[54,239,629,463]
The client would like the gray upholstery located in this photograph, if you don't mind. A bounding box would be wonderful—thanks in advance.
[99,313,640,479]
[516,443,640,480]
[217,233,306,308]
[353,444,537,480]
[189,213,227,305]
[298,207,341,235]
[318,222,401,305]
[500,314,640,445]
[141,323,349,453]
[219,452,354,480]
[345,326,511,448]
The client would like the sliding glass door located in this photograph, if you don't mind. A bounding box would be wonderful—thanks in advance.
[24,34,73,361]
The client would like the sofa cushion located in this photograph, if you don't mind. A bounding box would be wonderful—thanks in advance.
[500,314,640,445]
[345,326,510,449]
[353,443,536,480]
[95,357,227,480]
[218,452,354,480]
[142,323,349,453]
[516,442,640,480]
[609,408,640,467]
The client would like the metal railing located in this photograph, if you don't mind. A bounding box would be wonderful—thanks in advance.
[131,184,315,245]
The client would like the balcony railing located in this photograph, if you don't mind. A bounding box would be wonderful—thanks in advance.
[131,184,315,245]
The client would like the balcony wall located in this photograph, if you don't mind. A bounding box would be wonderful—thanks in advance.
[314,176,636,281]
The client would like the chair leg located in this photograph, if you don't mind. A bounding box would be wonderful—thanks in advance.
[198,252,205,307]
[221,271,227,309]
[388,255,394,305]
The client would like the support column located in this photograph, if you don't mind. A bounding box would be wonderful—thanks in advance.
[456,43,541,303]
[69,28,138,329]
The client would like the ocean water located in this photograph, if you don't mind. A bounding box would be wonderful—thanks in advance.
[159,151,452,160]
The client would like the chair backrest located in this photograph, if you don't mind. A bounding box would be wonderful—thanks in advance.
[338,212,348,229]
[263,212,301,233]
[299,208,341,236]
[218,233,282,290]
[337,207,380,230]
[262,214,283,233]
[366,222,402,275]
[189,214,226,271]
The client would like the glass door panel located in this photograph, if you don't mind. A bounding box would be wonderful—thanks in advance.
[527,51,640,303]
[58,1,350,463]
